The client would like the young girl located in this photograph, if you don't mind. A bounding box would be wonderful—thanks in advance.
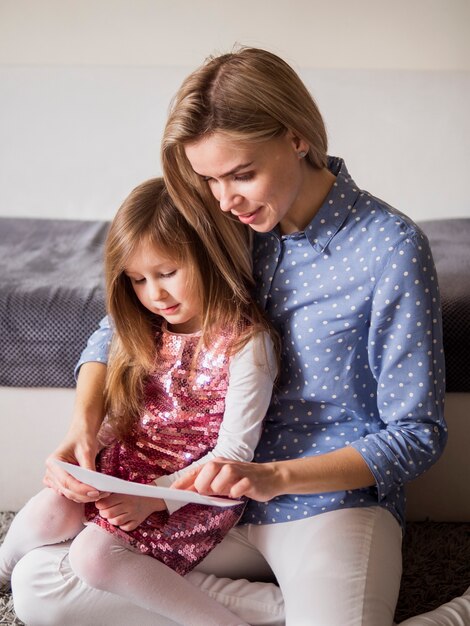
[0,178,277,626]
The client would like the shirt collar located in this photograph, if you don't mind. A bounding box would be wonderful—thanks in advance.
[256,157,361,253]
[303,157,361,253]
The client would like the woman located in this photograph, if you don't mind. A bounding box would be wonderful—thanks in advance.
[11,47,447,626]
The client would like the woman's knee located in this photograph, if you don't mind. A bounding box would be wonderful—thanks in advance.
[11,546,73,625]
[12,541,137,626]
[11,552,38,623]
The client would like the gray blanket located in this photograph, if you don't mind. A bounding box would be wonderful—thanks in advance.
[0,217,107,387]
[1,216,469,391]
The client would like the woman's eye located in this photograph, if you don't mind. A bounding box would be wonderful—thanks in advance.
[132,277,145,285]
[234,172,254,182]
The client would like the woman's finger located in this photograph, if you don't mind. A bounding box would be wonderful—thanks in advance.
[192,461,228,494]
[44,464,100,502]
[172,469,200,491]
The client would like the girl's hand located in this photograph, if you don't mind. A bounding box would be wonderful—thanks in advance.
[172,457,282,502]
[95,494,167,531]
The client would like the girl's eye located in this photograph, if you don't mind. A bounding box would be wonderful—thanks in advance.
[160,270,176,279]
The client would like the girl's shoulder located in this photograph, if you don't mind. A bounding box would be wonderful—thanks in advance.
[227,328,278,382]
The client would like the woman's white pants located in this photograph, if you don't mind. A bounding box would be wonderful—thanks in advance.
[12,506,402,626]
[398,588,470,626]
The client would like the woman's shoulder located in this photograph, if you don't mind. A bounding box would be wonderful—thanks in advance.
[352,191,428,248]
[338,192,434,283]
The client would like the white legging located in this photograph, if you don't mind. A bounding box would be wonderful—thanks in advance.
[1,488,256,626]
[10,499,402,626]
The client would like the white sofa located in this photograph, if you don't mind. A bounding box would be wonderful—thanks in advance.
[1,387,469,520]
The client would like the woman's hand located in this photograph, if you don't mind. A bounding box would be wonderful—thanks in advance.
[43,361,108,503]
[172,457,282,502]
[43,431,107,503]
[95,494,167,531]
[172,448,376,501]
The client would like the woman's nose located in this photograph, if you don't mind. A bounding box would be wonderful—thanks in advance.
[218,185,243,213]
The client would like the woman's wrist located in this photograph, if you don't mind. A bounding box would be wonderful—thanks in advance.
[267,461,293,498]
[268,448,375,497]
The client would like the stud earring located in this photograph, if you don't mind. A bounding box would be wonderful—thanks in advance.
[298,150,308,158]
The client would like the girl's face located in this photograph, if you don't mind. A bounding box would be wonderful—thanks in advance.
[184,130,311,235]
[124,241,201,334]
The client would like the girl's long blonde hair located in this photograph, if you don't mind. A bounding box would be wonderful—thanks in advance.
[104,178,275,439]
[161,46,328,286]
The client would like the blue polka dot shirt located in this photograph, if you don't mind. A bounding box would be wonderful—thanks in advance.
[77,157,447,530]
[242,157,446,528]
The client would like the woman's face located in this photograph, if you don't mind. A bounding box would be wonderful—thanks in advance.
[184,131,311,234]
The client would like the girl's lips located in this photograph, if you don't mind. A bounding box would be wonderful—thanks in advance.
[159,304,180,314]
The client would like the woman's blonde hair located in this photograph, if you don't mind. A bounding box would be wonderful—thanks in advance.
[104,177,274,438]
[161,47,328,274]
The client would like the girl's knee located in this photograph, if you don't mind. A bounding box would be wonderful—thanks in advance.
[31,489,83,544]
[69,526,114,591]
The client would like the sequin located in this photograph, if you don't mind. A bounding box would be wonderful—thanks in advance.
[85,325,245,576]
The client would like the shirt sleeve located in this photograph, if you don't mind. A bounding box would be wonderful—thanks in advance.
[350,232,448,500]
[74,315,113,380]
[156,331,277,513]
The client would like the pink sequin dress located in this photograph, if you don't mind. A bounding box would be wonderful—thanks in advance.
[85,324,245,576]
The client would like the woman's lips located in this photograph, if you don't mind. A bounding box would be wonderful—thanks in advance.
[236,208,260,224]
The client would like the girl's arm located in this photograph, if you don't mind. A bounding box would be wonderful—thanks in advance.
[160,331,277,511]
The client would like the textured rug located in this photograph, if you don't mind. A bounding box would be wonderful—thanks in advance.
[395,521,470,623]
[0,513,23,626]
[1,511,469,625]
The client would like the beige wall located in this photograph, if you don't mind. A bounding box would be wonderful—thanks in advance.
[1,3,469,516]
[1,0,469,70]
[0,1,469,222]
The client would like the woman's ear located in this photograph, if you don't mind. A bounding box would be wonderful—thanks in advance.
[286,129,309,158]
